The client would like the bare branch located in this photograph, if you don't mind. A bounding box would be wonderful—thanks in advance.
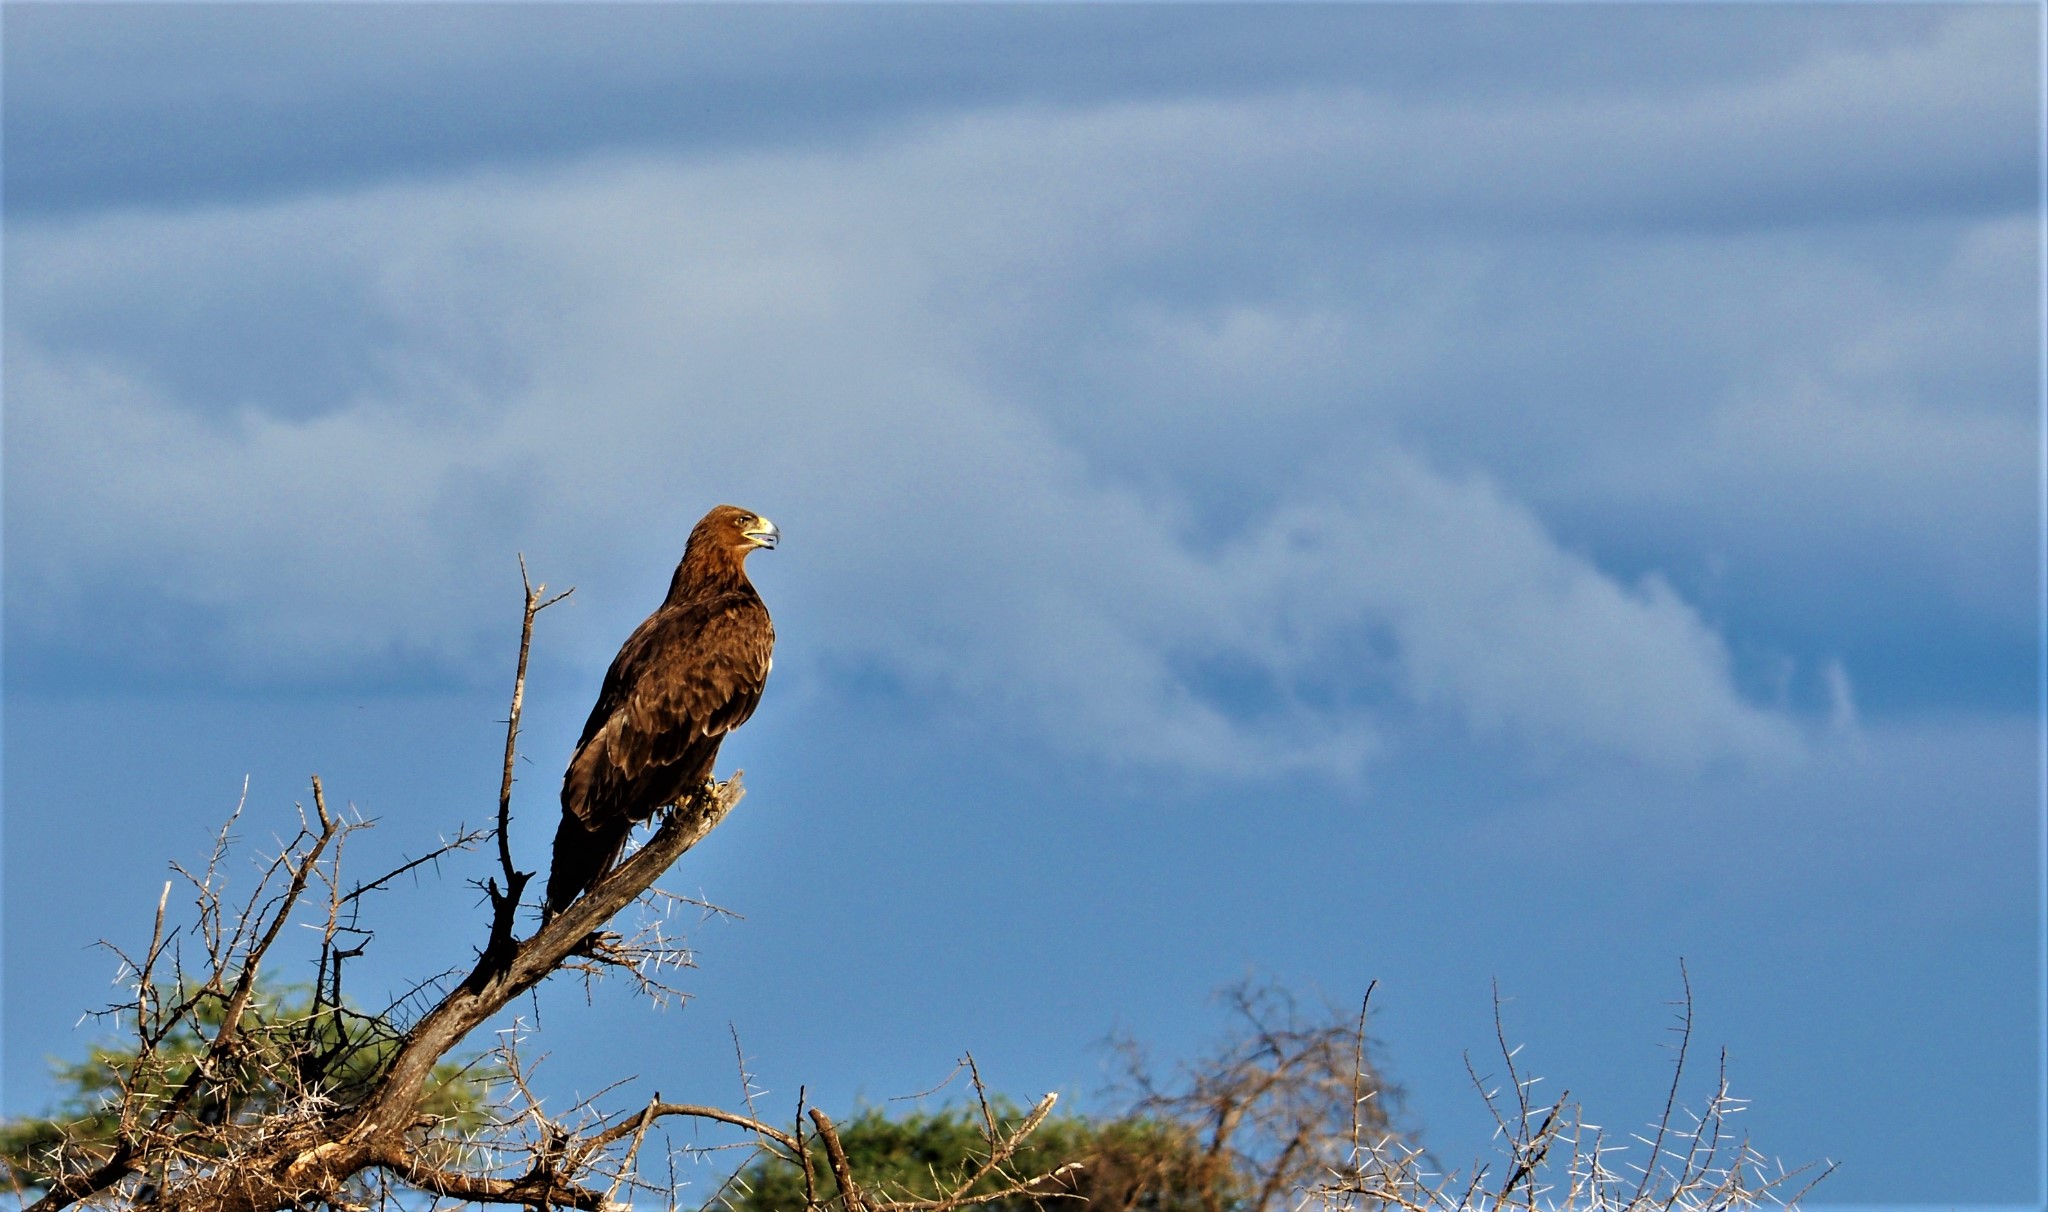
[811,1108,869,1212]
[480,556,573,978]
[342,826,490,907]
[1634,958,1693,1206]
[351,776,746,1150]
[382,1146,609,1210]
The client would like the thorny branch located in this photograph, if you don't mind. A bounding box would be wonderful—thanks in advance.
[1302,967,1836,1212]
[1634,958,1693,1206]
[28,781,357,1210]
[15,562,1074,1212]
[799,1085,1076,1212]
[482,555,574,976]
[1114,979,1408,1212]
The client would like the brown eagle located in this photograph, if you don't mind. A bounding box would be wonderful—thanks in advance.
[544,504,778,917]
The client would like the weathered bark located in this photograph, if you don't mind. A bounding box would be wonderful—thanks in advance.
[33,778,745,1212]
[354,777,743,1141]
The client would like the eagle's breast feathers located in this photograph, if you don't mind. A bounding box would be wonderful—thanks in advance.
[562,597,772,826]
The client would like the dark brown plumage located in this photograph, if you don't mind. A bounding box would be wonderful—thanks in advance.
[545,504,777,917]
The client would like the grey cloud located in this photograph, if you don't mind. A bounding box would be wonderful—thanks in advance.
[8,139,1845,774]
[1226,456,1804,770]
[5,5,1999,216]
[934,7,2029,240]
[11,10,2027,743]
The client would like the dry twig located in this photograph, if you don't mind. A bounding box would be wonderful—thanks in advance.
[15,560,1071,1212]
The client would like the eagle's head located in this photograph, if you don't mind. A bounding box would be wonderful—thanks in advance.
[694,504,779,557]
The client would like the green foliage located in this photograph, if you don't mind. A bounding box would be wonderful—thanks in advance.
[710,982,1402,1212]
[0,982,502,1192]
[710,1102,1226,1212]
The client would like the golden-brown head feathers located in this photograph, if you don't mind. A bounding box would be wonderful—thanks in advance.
[667,505,777,603]
[691,504,778,555]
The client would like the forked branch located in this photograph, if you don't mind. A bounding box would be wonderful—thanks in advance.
[482,555,574,972]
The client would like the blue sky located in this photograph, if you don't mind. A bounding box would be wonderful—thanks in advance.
[2,4,2039,1206]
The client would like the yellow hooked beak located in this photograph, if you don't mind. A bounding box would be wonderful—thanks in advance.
[742,516,779,550]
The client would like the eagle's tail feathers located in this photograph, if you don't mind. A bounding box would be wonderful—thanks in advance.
[543,815,634,920]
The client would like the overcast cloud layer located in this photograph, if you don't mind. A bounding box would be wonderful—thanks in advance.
[7,8,2033,772]
[4,4,2009,215]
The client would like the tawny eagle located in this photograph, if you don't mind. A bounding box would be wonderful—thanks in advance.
[545,504,777,917]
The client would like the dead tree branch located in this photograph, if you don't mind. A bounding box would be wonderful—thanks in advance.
[15,565,1072,1212]
[482,555,574,975]
[1301,968,1834,1212]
